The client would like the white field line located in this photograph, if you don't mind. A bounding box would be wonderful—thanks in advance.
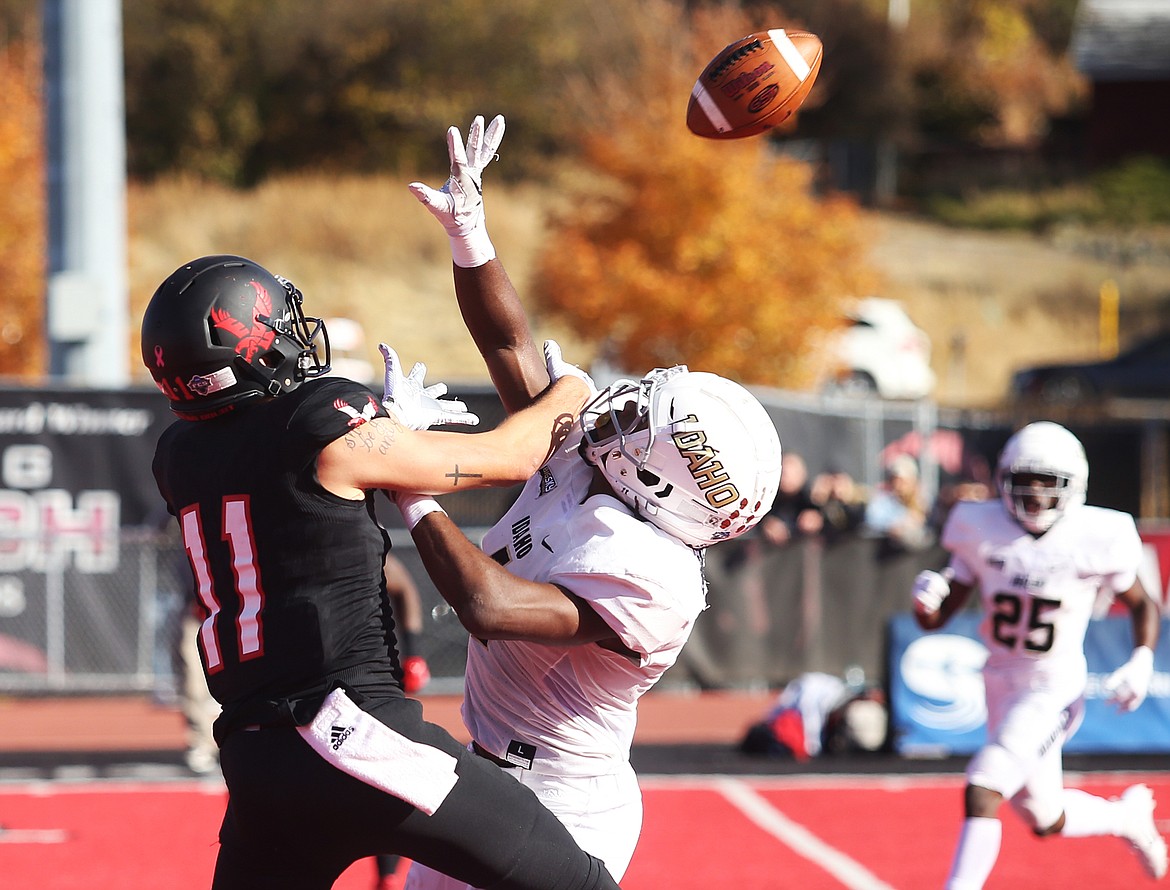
[637,770,1167,792]
[714,775,899,890]
[0,827,69,844]
[638,772,967,791]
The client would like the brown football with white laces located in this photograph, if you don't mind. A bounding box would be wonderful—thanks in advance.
[686,29,823,139]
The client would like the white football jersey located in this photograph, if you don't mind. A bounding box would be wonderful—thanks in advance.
[942,499,1140,679]
[464,435,706,777]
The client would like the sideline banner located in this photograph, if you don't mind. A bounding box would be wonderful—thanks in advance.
[0,388,174,680]
[0,387,173,529]
[889,613,1170,756]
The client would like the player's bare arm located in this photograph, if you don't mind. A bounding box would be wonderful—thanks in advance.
[1116,578,1162,650]
[453,260,549,414]
[409,113,552,415]
[316,379,586,499]
[1104,578,1161,714]
[409,510,626,648]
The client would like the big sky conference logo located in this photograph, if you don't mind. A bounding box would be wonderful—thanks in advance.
[899,633,989,732]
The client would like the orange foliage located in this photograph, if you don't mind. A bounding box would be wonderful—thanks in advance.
[0,35,45,380]
[967,0,1088,147]
[903,0,1087,149]
[534,2,878,389]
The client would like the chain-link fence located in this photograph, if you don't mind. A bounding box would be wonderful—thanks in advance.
[0,519,951,696]
[0,526,487,697]
[0,529,164,692]
[2,383,1166,697]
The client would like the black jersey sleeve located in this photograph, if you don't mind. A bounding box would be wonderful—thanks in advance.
[282,378,389,471]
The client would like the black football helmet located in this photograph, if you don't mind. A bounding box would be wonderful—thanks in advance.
[141,255,331,419]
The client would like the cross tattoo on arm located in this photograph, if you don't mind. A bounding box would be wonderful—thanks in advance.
[446,465,483,487]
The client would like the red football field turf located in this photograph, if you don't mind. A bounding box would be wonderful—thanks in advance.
[1,772,1166,888]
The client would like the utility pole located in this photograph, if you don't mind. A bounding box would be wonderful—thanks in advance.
[43,0,129,386]
[875,0,910,206]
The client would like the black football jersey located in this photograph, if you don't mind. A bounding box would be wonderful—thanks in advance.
[152,378,402,707]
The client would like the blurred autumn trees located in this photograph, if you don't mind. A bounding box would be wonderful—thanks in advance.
[115,0,1090,386]
[535,4,875,386]
[0,13,44,380]
[0,0,1105,384]
[760,0,1086,152]
[902,0,1087,149]
[120,0,643,186]
[116,0,1090,187]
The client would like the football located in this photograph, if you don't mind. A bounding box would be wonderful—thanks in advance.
[686,29,823,140]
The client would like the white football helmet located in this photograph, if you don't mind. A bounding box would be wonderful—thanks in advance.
[996,421,1088,533]
[580,366,783,548]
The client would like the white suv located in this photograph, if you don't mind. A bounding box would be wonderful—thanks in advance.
[825,297,935,400]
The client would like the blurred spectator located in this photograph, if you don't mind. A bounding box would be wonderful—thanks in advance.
[151,508,219,775]
[739,670,888,759]
[929,476,992,535]
[382,552,430,696]
[863,454,933,555]
[178,608,220,775]
[322,316,376,383]
[759,453,824,547]
[808,469,868,543]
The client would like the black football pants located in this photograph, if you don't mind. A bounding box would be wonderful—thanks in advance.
[211,696,619,890]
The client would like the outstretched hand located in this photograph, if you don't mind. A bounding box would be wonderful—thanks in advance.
[379,342,479,430]
[408,114,505,241]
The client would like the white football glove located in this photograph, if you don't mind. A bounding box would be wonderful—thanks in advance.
[543,340,597,399]
[379,343,479,430]
[1103,646,1155,712]
[408,114,505,268]
[912,569,950,617]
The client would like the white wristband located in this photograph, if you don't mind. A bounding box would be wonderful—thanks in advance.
[1131,646,1155,669]
[449,226,496,268]
[397,492,446,531]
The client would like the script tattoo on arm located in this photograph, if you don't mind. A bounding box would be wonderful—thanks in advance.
[344,418,399,456]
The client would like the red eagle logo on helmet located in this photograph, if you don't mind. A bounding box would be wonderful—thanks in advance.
[210,281,277,361]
